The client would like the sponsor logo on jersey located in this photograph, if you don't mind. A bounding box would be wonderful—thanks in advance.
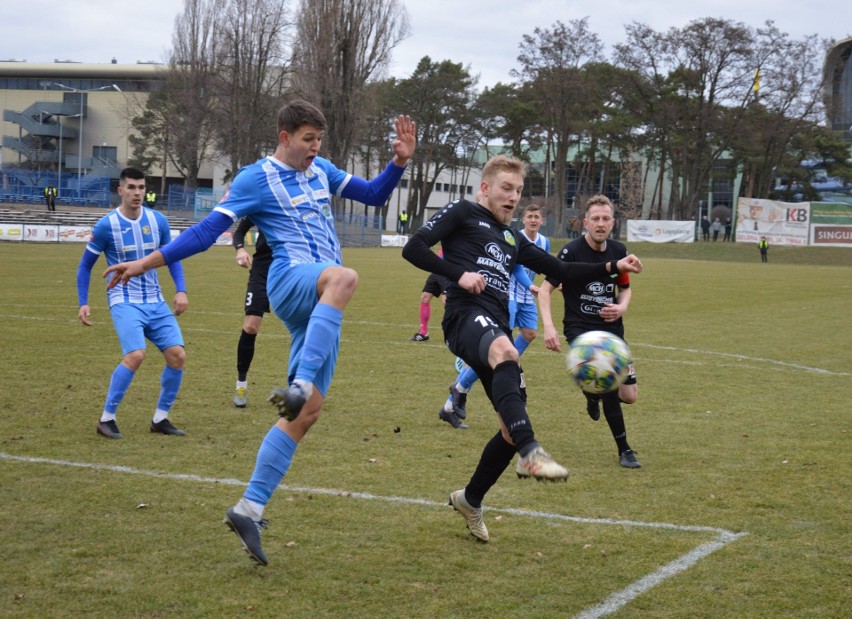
[485,242,504,262]
[587,281,606,295]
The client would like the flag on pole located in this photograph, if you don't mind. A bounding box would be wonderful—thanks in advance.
[753,69,761,94]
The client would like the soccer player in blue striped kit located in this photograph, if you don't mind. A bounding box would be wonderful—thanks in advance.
[77,166,188,440]
[104,100,416,565]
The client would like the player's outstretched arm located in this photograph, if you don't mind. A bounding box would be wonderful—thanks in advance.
[391,115,416,167]
[103,250,166,288]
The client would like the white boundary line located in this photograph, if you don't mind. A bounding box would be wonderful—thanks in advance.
[1,309,847,377]
[1,451,748,618]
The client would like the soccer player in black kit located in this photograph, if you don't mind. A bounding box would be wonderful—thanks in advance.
[538,195,641,469]
[232,217,273,408]
[402,156,643,541]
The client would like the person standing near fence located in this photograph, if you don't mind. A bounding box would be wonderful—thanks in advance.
[145,189,158,209]
[759,236,769,262]
[44,184,57,211]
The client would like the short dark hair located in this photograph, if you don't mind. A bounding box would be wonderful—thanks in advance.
[119,167,145,183]
[277,100,327,134]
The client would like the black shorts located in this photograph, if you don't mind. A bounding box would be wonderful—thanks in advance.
[444,307,523,404]
[422,273,450,297]
[244,258,271,316]
[444,308,510,373]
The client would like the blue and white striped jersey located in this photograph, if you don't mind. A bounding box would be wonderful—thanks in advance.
[84,207,173,307]
[509,230,550,304]
[214,155,351,268]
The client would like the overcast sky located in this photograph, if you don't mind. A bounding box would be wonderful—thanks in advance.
[1,0,849,88]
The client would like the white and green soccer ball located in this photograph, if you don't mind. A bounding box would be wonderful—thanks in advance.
[566,331,632,394]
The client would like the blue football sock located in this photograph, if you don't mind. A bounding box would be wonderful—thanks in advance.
[244,426,297,506]
[513,334,531,356]
[156,365,184,413]
[294,303,342,385]
[104,364,134,415]
[457,366,479,392]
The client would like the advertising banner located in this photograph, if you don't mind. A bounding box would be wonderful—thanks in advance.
[626,220,695,243]
[0,222,23,242]
[735,198,810,245]
[23,225,60,242]
[809,202,852,247]
[58,225,93,243]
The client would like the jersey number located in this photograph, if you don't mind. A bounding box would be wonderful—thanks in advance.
[474,315,498,329]
[245,292,253,307]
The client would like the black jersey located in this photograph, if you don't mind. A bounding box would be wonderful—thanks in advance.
[233,217,272,270]
[403,199,611,329]
[546,236,631,339]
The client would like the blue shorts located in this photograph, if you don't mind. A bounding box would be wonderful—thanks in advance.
[509,300,538,331]
[268,261,338,397]
[109,301,184,356]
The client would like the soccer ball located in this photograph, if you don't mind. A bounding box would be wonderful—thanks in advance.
[566,331,632,394]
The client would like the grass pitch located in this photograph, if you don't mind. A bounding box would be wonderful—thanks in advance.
[0,240,849,618]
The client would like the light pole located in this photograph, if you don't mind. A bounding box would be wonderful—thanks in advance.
[40,111,80,195]
[51,82,121,200]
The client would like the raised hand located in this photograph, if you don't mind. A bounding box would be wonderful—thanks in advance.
[392,115,416,166]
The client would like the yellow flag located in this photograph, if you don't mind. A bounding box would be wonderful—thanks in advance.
[753,69,760,94]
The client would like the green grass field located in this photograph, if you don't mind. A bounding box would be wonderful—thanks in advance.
[0,240,850,618]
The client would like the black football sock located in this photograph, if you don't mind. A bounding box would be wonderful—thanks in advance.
[491,360,537,456]
[602,390,630,453]
[237,330,257,381]
[465,431,517,508]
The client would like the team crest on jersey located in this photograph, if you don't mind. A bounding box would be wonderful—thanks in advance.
[305,168,316,179]
[321,204,332,218]
[143,226,151,235]
[503,230,516,246]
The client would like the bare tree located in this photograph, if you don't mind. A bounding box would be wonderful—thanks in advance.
[164,0,220,188]
[386,57,482,227]
[513,18,604,233]
[290,0,409,175]
[210,0,293,182]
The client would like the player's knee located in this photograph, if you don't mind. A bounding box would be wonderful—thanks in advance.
[332,267,359,298]
[522,328,536,342]
[163,345,186,369]
[243,316,262,334]
[123,349,145,370]
[419,292,432,304]
[619,384,638,404]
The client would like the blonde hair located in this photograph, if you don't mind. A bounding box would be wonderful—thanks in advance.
[482,155,526,184]
[584,194,614,215]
